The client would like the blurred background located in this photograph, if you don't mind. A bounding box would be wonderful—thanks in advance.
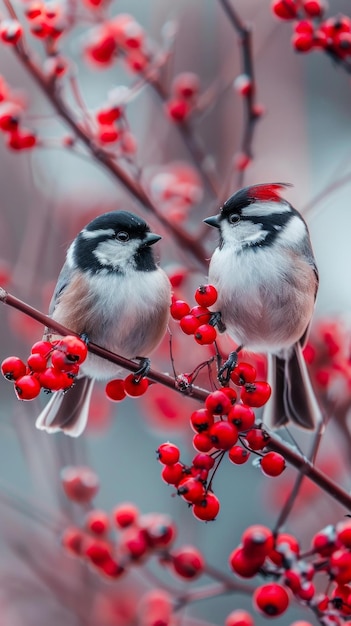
[0,0,351,624]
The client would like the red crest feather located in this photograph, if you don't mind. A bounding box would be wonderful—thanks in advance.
[247,182,292,202]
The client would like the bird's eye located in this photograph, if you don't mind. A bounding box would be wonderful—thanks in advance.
[116,231,130,242]
[229,213,240,224]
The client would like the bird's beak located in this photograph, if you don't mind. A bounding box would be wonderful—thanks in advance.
[143,232,162,246]
[203,215,220,228]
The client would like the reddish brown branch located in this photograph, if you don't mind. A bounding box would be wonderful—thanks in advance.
[1,287,351,512]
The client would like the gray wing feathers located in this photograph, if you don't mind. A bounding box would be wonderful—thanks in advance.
[49,261,73,315]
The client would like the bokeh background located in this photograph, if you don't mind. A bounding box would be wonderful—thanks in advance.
[0,1,351,624]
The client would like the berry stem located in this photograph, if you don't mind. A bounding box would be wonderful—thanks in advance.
[218,0,261,190]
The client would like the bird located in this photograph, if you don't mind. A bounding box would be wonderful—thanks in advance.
[36,210,171,437]
[204,182,320,429]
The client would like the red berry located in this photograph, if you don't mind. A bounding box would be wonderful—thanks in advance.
[166,99,191,122]
[228,445,251,465]
[123,373,149,397]
[177,477,205,504]
[193,492,220,521]
[141,513,176,549]
[31,340,53,357]
[190,408,214,433]
[112,502,139,528]
[195,284,218,307]
[230,362,256,386]
[100,558,125,579]
[83,536,112,565]
[260,451,286,477]
[205,390,232,415]
[253,583,290,617]
[85,30,117,66]
[105,378,126,401]
[172,72,200,100]
[292,32,314,52]
[0,19,22,44]
[240,381,271,407]
[225,610,254,626]
[180,314,200,335]
[27,352,48,373]
[337,521,351,548]
[194,323,217,345]
[190,305,211,324]
[14,375,41,400]
[193,432,213,453]
[7,129,36,150]
[245,428,270,451]
[57,336,88,364]
[39,367,66,391]
[234,152,251,171]
[96,106,122,125]
[50,350,79,373]
[85,509,110,535]
[229,546,265,578]
[1,356,26,381]
[271,0,298,20]
[157,442,180,465]
[302,0,325,17]
[242,525,274,559]
[269,533,300,566]
[0,103,21,131]
[171,545,204,579]
[192,453,215,470]
[161,462,184,486]
[61,465,99,503]
[221,387,238,404]
[121,527,149,560]
[227,404,255,431]
[97,125,119,144]
[233,74,253,97]
[209,421,238,450]
[170,299,190,320]
[311,525,336,556]
[61,526,84,555]
[330,549,351,584]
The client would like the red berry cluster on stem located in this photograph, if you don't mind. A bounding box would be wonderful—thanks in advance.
[1,335,87,400]
[272,1,351,66]
[0,74,37,150]
[171,284,218,345]
[61,465,205,588]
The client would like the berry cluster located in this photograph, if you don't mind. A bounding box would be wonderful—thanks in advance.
[228,519,351,621]
[272,1,351,63]
[1,335,87,400]
[0,75,36,151]
[61,465,205,585]
[94,100,136,152]
[84,13,150,73]
[105,373,149,401]
[156,376,285,521]
[170,284,219,345]
[304,319,351,392]
[165,72,201,123]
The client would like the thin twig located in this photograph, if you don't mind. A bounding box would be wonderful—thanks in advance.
[218,0,261,192]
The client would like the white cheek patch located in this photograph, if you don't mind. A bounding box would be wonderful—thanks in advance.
[81,228,116,239]
[93,238,140,269]
[66,241,76,268]
[241,200,291,217]
[221,219,268,248]
[278,214,306,246]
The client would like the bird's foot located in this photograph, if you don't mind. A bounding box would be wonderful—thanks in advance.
[134,357,151,380]
[79,333,90,345]
[209,311,226,333]
[218,346,243,385]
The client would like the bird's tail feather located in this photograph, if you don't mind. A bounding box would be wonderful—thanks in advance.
[264,345,320,430]
[35,377,95,437]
